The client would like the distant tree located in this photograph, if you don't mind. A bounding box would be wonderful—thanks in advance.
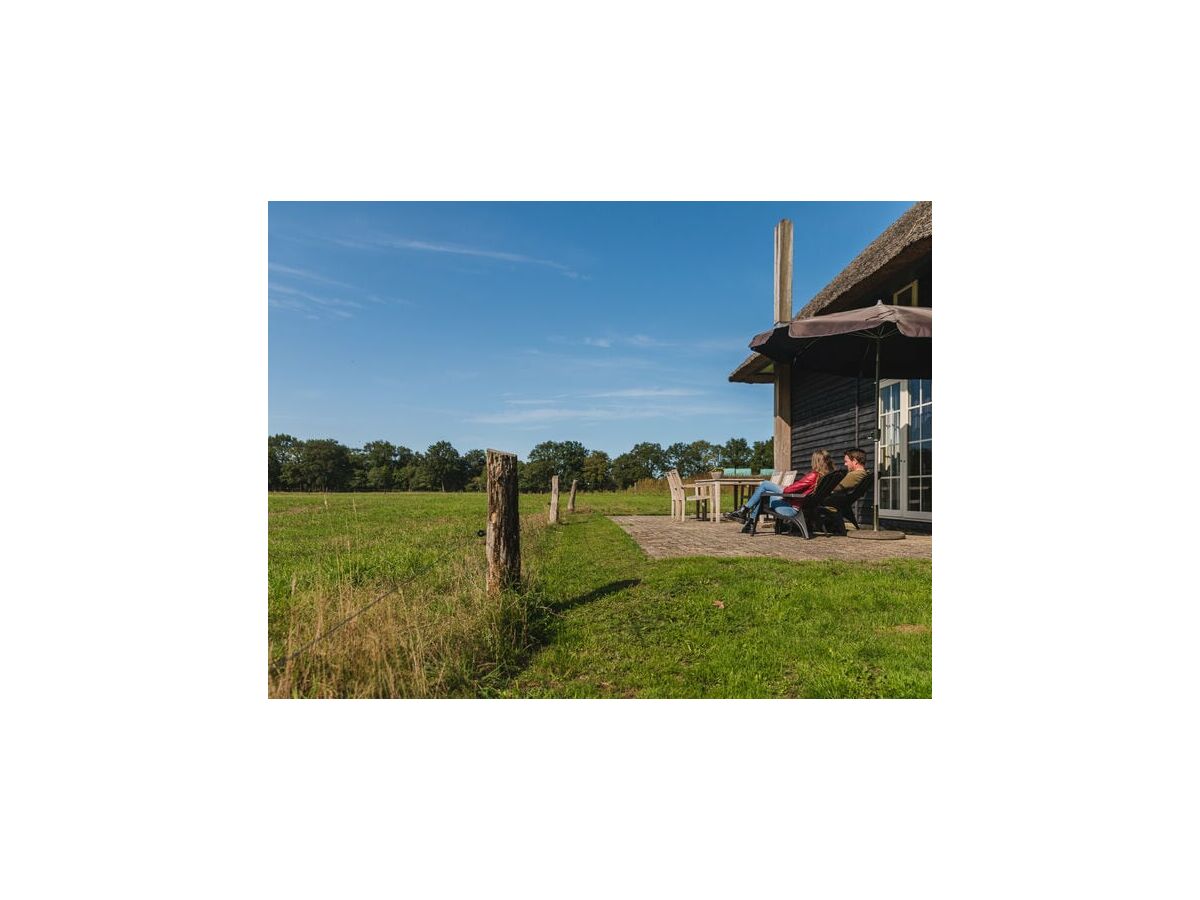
[610,453,638,489]
[664,442,690,475]
[391,446,416,490]
[349,449,370,491]
[462,449,486,491]
[268,433,301,490]
[689,440,722,476]
[527,440,588,486]
[358,440,398,490]
[268,435,773,493]
[750,437,774,472]
[269,447,282,491]
[582,450,614,491]
[667,441,710,482]
[291,439,354,491]
[720,437,752,468]
[520,457,556,493]
[421,441,464,491]
[667,439,721,478]
[400,454,433,491]
[612,441,667,487]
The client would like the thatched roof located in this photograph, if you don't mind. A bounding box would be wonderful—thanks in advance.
[729,201,931,383]
[727,353,775,384]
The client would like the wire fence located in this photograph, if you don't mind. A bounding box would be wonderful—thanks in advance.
[268,538,477,677]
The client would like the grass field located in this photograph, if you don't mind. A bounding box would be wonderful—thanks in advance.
[268,491,931,698]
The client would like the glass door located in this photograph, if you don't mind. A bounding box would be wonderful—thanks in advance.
[907,379,932,514]
[878,381,903,515]
[877,379,932,520]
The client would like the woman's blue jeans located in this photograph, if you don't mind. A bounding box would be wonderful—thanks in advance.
[741,480,782,517]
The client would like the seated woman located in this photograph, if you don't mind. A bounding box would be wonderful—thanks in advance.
[721,450,835,534]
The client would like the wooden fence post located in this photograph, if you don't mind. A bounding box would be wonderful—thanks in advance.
[549,475,560,524]
[486,449,520,593]
[568,478,577,513]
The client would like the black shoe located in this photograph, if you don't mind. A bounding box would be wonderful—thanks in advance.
[740,518,757,535]
[722,508,747,523]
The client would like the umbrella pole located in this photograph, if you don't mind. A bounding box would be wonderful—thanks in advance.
[873,339,881,532]
[854,373,860,446]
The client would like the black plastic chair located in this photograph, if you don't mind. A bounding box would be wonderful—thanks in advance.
[826,470,873,532]
[770,470,847,539]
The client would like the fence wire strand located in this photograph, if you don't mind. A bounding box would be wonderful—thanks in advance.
[269,540,472,678]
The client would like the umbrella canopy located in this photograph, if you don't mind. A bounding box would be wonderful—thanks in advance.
[749,302,931,378]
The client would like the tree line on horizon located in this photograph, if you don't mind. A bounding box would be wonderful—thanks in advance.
[268,434,775,493]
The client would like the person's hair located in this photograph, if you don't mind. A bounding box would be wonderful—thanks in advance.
[810,449,834,476]
[843,448,867,467]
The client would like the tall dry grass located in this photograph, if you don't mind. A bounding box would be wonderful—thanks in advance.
[269,510,553,699]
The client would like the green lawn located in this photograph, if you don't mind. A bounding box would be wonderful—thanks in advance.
[510,507,930,698]
[268,491,931,698]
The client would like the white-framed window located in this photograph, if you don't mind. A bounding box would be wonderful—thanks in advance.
[878,378,932,520]
[892,280,918,306]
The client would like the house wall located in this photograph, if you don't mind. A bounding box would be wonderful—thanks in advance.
[787,258,933,534]
[788,370,878,530]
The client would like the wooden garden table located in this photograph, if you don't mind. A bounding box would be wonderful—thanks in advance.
[691,476,769,525]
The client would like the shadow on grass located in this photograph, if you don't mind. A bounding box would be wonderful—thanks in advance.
[502,578,644,688]
[553,578,642,614]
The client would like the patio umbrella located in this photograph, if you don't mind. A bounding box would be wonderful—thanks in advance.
[748,301,932,537]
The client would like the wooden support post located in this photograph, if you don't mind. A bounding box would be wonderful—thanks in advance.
[486,449,520,593]
[774,219,793,324]
[568,478,578,512]
[774,362,792,471]
[549,475,560,524]
[773,219,794,471]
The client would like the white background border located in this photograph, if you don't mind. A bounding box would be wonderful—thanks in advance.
[5,2,1196,897]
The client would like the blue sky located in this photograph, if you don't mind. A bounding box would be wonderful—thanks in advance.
[268,202,914,459]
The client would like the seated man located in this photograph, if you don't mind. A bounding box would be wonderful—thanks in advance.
[822,448,869,534]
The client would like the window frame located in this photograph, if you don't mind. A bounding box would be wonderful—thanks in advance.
[876,377,932,522]
[892,280,918,306]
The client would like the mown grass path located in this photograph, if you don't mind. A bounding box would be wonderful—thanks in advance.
[509,507,931,698]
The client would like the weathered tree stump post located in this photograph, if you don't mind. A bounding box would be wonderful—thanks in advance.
[486,449,520,593]
[549,475,560,524]
[568,478,578,513]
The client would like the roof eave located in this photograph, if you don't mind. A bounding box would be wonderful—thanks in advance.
[728,353,776,384]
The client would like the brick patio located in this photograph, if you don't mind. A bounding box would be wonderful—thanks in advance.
[608,515,932,562]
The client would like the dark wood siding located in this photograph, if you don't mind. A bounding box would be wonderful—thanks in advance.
[789,370,932,535]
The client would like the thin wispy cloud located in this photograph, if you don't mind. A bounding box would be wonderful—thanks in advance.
[268,283,362,319]
[467,401,747,426]
[696,338,755,352]
[573,334,747,354]
[335,234,585,279]
[519,348,663,371]
[468,407,654,425]
[576,333,673,350]
[473,388,729,428]
[365,293,414,307]
[268,263,356,290]
[587,388,705,398]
